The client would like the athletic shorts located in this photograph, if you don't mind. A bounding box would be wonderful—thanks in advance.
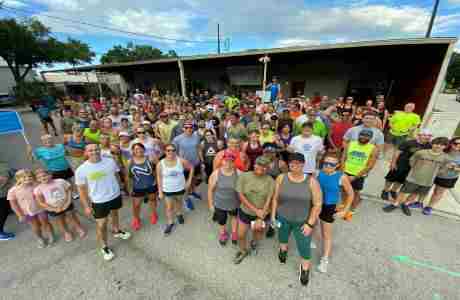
[434,177,458,189]
[131,185,157,198]
[278,215,311,260]
[346,173,366,191]
[92,195,123,219]
[319,204,337,223]
[212,207,238,226]
[40,117,54,124]
[163,190,185,203]
[51,168,74,180]
[400,181,431,195]
[385,167,410,184]
[388,133,408,147]
[237,208,257,225]
[48,203,75,217]
[25,211,48,223]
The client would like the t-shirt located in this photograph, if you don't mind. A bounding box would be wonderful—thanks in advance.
[60,117,77,134]
[155,120,177,144]
[259,131,275,145]
[34,179,70,208]
[289,135,324,173]
[34,144,70,172]
[270,84,280,101]
[236,172,275,216]
[109,115,123,129]
[406,150,449,187]
[173,133,201,166]
[226,124,248,141]
[396,140,431,170]
[435,152,460,180]
[330,121,353,148]
[83,128,101,144]
[75,157,121,204]
[389,112,421,136]
[343,125,384,146]
[7,184,44,216]
[36,106,51,119]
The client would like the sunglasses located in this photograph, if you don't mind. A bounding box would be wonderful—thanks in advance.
[323,162,338,168]
[184,126,193,129]
[137,131,145,134]
[165,149,176,152]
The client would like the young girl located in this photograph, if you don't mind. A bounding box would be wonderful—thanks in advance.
[7,169,54,248]
[34,168,86,242]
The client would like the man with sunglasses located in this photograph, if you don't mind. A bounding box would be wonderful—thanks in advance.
[172,121,204,205]
[341,129,378,211]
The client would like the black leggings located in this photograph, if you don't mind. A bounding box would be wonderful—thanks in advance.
[0,198,11,232]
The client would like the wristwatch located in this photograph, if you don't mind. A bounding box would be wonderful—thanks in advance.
[305,222,314,229]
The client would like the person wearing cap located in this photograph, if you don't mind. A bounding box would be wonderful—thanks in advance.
[381,129,432,202]
[263,143,288,179]
[271,152,322,286]
[288,122,324,175]
[207,150,240,246]
[341,129,378,211]
[233,156,275,264]
[343,112,384,155]
[154,112,177,144]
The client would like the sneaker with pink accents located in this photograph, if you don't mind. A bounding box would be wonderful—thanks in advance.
[218,231,229,246]
[231,232,238,245]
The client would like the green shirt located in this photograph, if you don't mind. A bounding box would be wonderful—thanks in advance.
[389,112,421,136]
[407,149,449,186]
[236,172,275,216]
[83,128,101,144]
[344,141,375,176]
[227,124,248,141]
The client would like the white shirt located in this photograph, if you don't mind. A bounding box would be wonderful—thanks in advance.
[289,135,324,174]
[75,157,120,204]
[109,115,123,129]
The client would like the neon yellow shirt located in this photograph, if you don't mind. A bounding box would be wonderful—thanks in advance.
[389,112,421,136]
[259,131,275,145]
[344,141,375,176]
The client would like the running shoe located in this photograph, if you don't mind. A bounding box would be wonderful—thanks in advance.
[150,212,158,225]
[131,218,141,231]
[381,190,389,200]
[233,250,249,264]
[164,223,175,236]
[278,249,288,264]
[408,201,423,209]
[72,192,80,200]
[400,204,412,216]
[185,197,195,211]
[64,232,74,242]
[37,237,47,249]
[0,231,15,241]
[250,240,258,255]
[218,231,229,246]
[113,230,131,240]
[266,226,275,238]
[231,232,238,245]
[317,257,329,273]
[382,204,398,212]
[299,265,310,286]
[190,192,202,200]
[177,215,185,225]
[101,246,115,261]
[422,207,433,216]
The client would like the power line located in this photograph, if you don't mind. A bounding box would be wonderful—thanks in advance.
[1,4,218,44]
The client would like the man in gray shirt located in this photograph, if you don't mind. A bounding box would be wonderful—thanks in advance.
[343,112,384,154]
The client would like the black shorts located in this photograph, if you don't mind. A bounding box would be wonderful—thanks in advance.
[319,204,337,223]
[346,173,366,191]
[48,203,75,217]
[51,168,74,180]
[212,207,238,226]
[131,185,157,198]
[385,167,410,184]
[434,177,458,189]
[40,116,54,124]
[92,195,123,219]
[237,208,257,225]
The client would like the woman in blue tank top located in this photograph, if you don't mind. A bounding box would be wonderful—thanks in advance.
[316,153,354,273]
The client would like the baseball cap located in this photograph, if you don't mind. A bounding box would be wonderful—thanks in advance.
[255,156,272,167]
[288,152,305,163]
[359,129,373,138]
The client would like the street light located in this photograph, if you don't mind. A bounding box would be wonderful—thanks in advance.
[259,55,271,92]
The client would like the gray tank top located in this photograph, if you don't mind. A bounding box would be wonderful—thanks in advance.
[277,173,312,222]
[213,170,239,211]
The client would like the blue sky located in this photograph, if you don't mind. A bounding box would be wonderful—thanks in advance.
[1,0,459,70]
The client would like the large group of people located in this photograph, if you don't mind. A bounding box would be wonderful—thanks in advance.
[1,80,459,287]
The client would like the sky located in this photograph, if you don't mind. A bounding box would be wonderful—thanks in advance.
[1,0,459,71]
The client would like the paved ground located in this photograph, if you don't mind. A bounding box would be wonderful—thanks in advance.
[1,108,460,300]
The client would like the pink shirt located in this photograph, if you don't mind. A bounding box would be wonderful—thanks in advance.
[7,184,44,216]
[34,179,71,208]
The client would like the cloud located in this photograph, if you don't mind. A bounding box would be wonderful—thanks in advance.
[274,39,321,48]
[448,0,460,4]
[34,0,81,11]
[3,0,28,8]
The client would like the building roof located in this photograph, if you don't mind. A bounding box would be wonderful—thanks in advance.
[42,37,458,73]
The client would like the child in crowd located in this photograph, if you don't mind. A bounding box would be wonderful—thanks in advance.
[33,168,86,242]
[383,137,450,216]
[7,169,54,248]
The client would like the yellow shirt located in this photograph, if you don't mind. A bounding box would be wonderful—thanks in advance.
[156,120,177,144]
[389,112,421,136]
[259,131,275,145]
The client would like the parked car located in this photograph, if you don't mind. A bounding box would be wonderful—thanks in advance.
[456,89,460,102]
[0,94,17,106]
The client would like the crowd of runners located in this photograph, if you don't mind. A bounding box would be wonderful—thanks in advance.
[0,78,459,287]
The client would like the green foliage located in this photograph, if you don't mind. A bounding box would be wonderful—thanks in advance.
[100,42,177,64]
[0,18,94,85]
[13,80,48,104]
[446,52,460,88]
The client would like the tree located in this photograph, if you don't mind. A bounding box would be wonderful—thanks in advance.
[0,18,94,87]
[100,42,177,64]
[446,52,460,88]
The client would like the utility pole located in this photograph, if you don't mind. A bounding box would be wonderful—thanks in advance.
[426,0,440,38]
[217,23,221,54]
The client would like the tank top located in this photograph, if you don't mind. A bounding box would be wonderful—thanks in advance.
[213,170,239,211]
[246,142,263,170]
[129,159,156,190]
[344,141,375,176]
[317,170,342,205]
[342,104,353,115]
[160,158,185,193]
[203,141,218,165]
[277,174,312,222]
